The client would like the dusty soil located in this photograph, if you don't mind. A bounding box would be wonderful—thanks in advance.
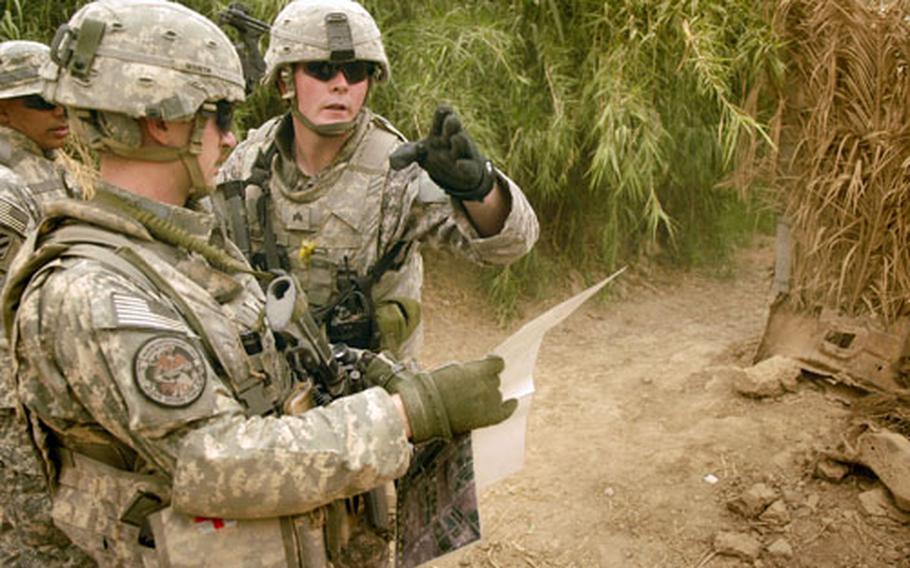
[418,239,910,568]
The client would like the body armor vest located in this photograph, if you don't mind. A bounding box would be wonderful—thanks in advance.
[251,113,403,308]
[2,199,295,565]
[224,112,421,353]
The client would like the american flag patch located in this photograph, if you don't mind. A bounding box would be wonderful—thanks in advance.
[111,294,187,333]
[0,196,28,236]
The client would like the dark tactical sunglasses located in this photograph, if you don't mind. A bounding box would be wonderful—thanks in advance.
[20,94,58,111]
[202,100,235,133]
[302,60,376,84]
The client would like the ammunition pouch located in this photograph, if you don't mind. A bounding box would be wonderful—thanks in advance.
[50,450,168,566]
[53,448,332,567]
[375,297,422,353]
[149,508,319,568]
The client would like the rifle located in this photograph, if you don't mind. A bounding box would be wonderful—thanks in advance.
[218,3,269,94]
[265,274,390,532]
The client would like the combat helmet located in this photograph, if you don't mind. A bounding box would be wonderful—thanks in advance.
[264,0,388,136]
[0,41,50,100]
[264,0,390,85]
[43,0,245,196]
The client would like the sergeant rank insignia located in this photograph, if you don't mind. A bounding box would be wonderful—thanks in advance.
[134,337,206,407]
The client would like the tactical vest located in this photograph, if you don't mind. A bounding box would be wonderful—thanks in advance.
[254,114,403,307]
[223,113,420,353]
[2,201,312,567]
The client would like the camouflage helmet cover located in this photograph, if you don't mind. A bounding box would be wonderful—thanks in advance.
[43,0,245,121]
[264,0,390,86]
[0,40,50,100]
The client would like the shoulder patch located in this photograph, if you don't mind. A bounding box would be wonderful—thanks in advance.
[111,293,188,333]
[0,194,29,236]
[133,336,206,408]
[0,228,20,264]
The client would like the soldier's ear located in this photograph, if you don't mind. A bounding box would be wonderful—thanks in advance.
[141,117,186,148]
[277,66,296,100]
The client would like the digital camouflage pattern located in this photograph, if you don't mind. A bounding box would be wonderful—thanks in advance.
[216,110,539,359]
[3,1,415,565]
[0,166,38,289]
[0,44,89,563]
[0,40,48,99]
[40,0,246,200]
[43,0,244,122]
[0,168,95,568]
[264,0,391,86]
[4,183,413,566]
[0,189,94,568]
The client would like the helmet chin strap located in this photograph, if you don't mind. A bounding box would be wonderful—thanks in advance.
[289,99,359,137]
[102,113,212,199]
[181,113,212,199]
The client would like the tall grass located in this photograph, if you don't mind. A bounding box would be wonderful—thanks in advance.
[2,0,782,318]
[773,0,910,323]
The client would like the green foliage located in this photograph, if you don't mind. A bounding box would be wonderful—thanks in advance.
[4,0,782,316]
[370,0,781,313]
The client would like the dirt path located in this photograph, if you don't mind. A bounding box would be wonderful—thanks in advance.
[419,239,910,568]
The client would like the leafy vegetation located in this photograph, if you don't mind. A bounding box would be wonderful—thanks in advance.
[2,0,782,317]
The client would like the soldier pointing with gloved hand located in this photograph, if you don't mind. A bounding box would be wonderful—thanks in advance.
[216,0,538,361]
[1,1,516,566]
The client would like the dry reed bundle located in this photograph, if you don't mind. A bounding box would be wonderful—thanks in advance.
[776,0,910,323]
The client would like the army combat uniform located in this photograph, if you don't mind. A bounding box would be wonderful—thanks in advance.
[0,42,90,567]
[216,0,538,361]
[0,171,95,568]
[7,2,518,565]
[0,5,412,566]
[3,182,413,566]
[216,109,538,359]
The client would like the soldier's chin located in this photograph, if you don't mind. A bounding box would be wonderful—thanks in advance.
[319,109,350,122]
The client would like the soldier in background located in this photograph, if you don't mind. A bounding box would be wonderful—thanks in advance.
[3,1,515,566]
[0,40,93,566]
[216,0,539,361]
[0,40,82,283]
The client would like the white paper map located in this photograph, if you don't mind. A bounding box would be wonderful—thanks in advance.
[472,267,626,489]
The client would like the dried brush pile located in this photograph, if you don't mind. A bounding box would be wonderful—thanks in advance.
[776,0,910,324]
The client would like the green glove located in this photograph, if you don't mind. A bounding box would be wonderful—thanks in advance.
[365,354,517,443]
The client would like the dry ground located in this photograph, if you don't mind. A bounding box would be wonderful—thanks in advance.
[418,238,910,568]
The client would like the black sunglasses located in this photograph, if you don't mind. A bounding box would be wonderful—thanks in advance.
[302,61,376,84]
[202,100,235,133]
[20,94,58,111]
